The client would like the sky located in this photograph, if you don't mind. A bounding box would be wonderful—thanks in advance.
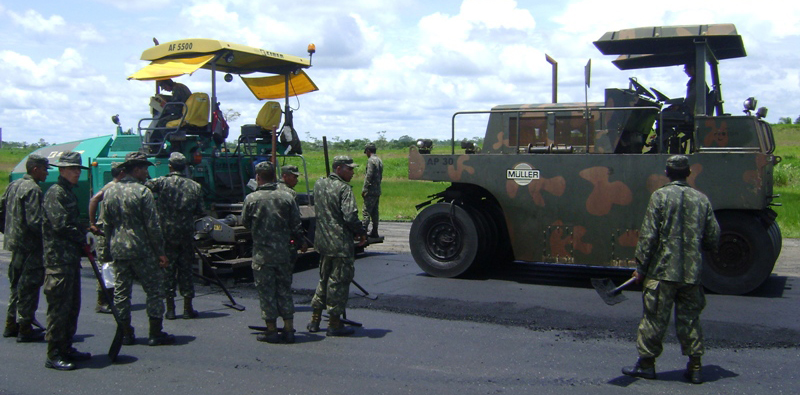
[1,0,799,146]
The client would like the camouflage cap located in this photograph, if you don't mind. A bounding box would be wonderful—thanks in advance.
[110,161,122,169]
[332,155,358,169]
[122,151,153,168]
[281,165,300,176]
[26,154,51,169]
[169,152,187,167]
[254,160,274,173]
[666,155,690,171]
[52,152,89,169]
[364,142,377,153]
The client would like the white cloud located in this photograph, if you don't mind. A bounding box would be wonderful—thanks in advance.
[92,0,171,11]
[7,9,65,33]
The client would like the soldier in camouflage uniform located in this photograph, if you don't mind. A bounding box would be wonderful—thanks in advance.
[243,161,305,343]
[308,156,367,336]
[623,155,720,384]
[145,152,205,320]
[42,152,91,370]
[88,162,124,314]
[278,165,302,266]
[1,154,49,342]
[101,152,174,347]
[361,143,383,237]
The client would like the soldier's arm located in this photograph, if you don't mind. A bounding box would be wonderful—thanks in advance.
[288,199,304,242]
[88,188,106,233]
[141,188,165,257]
[363,161,374,189]
[99,199,114,262]
[23,188,45,238]
[702,203,721,254]
[144,177,162,194]
[340,187,366,236]
[241,196,254,230]
[0,184,12,232]
[634,193,663,275]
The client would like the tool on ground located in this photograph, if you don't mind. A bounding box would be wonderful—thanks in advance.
[591,276,637,306]
[352,279,378,300]
[83,244,124,362]
[193,246,246,311]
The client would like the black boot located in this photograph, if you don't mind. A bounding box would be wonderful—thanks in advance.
[148,317,175,346]
[369,224,379,238]
[45,342,75,371]
[16,322,44,343]
[256,320,281,343]
[183,298,198,319]
[684,356,703,384]
[622,357,656,379]
[165,297,176,320]
[282,319,296,344]
[3,316,18,338]
[326,315,355,337]
[121,320,135,346]
[306,309,322,332]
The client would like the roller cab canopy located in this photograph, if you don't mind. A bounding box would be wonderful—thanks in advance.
[128,38,318,100]
[593,24,746,70]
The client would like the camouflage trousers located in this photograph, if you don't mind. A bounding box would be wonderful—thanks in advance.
[114,257,166,321]
[362,195,380,233]
[6,249,44,326]
[636,278,705,359]
[94,232,114,294]
[164,242,195,299]
[252,249,294,321]
[310,255,354,317]
[43,265,81,359]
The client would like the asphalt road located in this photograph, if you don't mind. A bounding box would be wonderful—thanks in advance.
[1,224,799,394]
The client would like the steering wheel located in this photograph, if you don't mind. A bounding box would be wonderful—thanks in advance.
[629,77,656,100]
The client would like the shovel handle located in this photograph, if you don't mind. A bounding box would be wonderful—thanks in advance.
[611,276,637,294]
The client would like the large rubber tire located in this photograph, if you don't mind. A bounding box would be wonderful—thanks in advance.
[410,202,481,278]
[480,202,514,265]
[703,212,777,295]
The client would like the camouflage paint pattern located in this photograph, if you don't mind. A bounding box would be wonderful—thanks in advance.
[409,105,776,269]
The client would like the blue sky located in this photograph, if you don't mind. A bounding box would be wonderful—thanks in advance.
[1,0,799,145]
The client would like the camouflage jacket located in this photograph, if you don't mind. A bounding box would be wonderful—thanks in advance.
[0,174,45,253]
[313,174,365,257]
[363,155,383,196]
[43,176,85,267]
[635,181,720,284]
[101,176,165,260]
[242,183,303,268]
[277,180,297,199]
[145,172,204,245]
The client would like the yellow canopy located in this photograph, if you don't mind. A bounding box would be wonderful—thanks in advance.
[241,70,318,100]
[128,55,215,81]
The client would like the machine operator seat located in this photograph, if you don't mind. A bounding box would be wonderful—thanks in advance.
[256,101,282,135]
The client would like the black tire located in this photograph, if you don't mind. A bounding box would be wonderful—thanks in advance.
[410,203,481,277]
[465,205,492,271]
[768,220,782,259]
[703,211,777,295]
[480,202,514,265]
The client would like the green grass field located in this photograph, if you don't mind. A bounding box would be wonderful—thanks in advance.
[3,126,800,235]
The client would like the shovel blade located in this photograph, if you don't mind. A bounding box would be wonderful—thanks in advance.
[591,278,628,306]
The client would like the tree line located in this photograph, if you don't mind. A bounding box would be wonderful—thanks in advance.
[301,131,485,152]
